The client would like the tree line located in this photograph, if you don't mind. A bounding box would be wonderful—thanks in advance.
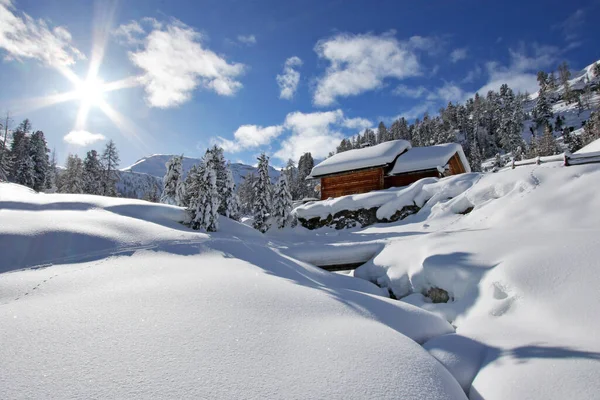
[332,61,600,171]
[159,146,296,233]
[0,116,123,196]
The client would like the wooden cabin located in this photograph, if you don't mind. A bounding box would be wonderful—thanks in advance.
[309,141,470,200]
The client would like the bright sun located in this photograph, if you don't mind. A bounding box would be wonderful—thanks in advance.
[76,77,105,106]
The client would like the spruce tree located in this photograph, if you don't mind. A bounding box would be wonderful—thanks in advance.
[188,156,219,232]
[499,85,526,154]
[582,111,600,147]
[469,139,483,172]
[29,130,49,191]
[46,149,58,191]
[538,125,559,156]
[296,152,314,199]
[82,150,104,195]
[238,172,256,216]
[533,87,553,133]
[376,122,389,144]
[206,145,228,214]
[272,173,292,229]
[10,122,35,188]
[101,139,120,196]
[252,153,272,233]
[59,154,84,193]
[222,164,239,220]
[160,155,184,205]
[558,61,573,103]
[182,164,199,207]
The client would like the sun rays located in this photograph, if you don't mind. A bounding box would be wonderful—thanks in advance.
[8,1,151,153]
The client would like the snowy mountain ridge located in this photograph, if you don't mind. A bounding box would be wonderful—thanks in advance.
[121,154,281,186]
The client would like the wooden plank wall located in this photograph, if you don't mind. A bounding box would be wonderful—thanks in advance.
[383,170,439,188]
[447,152,466,175]
[320,168,383,199]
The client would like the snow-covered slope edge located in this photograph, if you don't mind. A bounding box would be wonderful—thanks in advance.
[0,182,466,399]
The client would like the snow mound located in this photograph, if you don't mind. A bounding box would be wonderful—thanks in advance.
[0,182,466,399]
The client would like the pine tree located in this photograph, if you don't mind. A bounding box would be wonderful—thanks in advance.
[469,139,483,172]
[82,150,104,195]
[376,121,389,144]
[558,61,573,103]
[563,128,583,153]
[252,153,272,233]
[206,145,229,214]
[272,173,292,229]
[283,159,298,199]
[29,130,49,191]
[182,164,199,207]
[10,120,35,188]
[499,85,526,154]
[296,152,315,199]
[58,154,84,193]
[188,156,219,232]
[101,139,120,196]
[538,124,559,156]
[532,87,553,133]
[238,172,257,216]
[222,163,239,220]
[160,155,184,205]
[548,72,557,91]
[0,112,12,181]
[46,148,58,191]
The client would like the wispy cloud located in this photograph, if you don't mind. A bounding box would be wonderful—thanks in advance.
[553,9,585,41]
[450,47,468,63]
[120,19,245,108]
[112,20,145,45]
[276,56,302,100]
[215,125,284,153]
[237,34,256,46]
[63,130,106,146]
[0,0,84,67]
[313,32,421,107]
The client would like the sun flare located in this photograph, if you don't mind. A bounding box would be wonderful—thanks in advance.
[75,77,106,106]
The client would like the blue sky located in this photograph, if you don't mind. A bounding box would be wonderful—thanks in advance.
[0,0,599,168]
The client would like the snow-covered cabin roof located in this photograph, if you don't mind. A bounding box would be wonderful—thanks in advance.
[309,140,412,178]
[389,143,471,175]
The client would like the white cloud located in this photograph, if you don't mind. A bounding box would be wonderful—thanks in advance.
[392,84,429,98]
[341,116,372,130]
[462,65,482,83]
[215,124,284,153]
[0,0,83,67]
[313,32,421,106]
[450,47,467,63]
[276,56,302,100]
[112,20,145,45]
[126,19,245,108]
[63,130,106,146]
[214,110,368,161]
[407,35,443,55]
[237,34,256,46]
[475,43,560,96]
[553,9,585,41]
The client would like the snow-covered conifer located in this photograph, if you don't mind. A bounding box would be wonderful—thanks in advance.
[58,154,84,193]
[538,125,559,156]
[252,153,272,233]
[29,130,49,191]
[222,164,239,220]
[272,173,292,229]
[101,140,120,196]
[83,149,103,195]
[160,155,184,205]
[188,156,219,232]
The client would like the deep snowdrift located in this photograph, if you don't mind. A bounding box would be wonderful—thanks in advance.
[292,161,600,399]
[0,183,464,399]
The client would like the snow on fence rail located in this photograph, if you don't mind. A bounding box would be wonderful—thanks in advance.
[505,151,600,169]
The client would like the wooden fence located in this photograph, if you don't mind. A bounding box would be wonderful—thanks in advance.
[505,150,600,169]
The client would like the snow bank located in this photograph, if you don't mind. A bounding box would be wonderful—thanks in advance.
[309,140,411,177]
[0,182,465,399]
[353,163,600,399]
[295,173,480,221]
[390,143,471,175]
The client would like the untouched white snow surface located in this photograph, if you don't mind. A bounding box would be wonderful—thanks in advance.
[389,143,471,175]
[0,183,464,399]
[286,161,600,399]
[309,139,411,177]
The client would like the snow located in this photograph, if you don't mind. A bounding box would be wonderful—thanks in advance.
[294,173,479,221]
[309,140,411,178]
[0,182,465,399]
[576,137,600,154]
[389,143,471,175]
[122,154,280,186]
[3,156,600,399]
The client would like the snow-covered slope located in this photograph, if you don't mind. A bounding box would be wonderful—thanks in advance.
[0,183,464,399]
[286,160,600,399]
[122,154,280,186]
